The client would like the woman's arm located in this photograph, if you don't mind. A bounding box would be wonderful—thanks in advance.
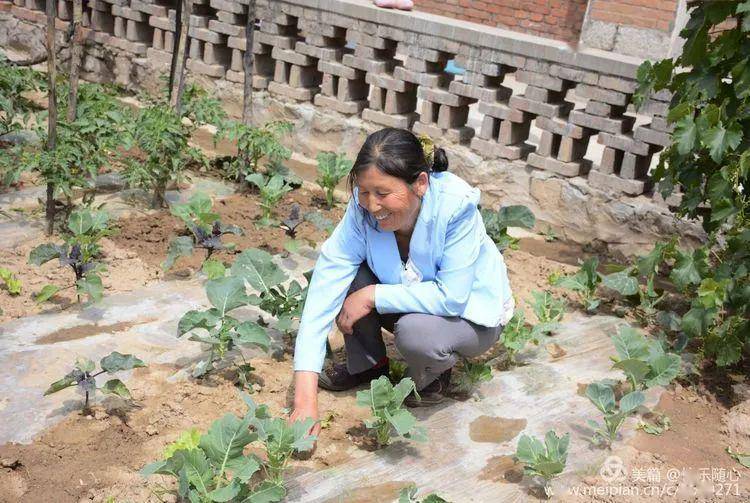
[290,371,321,436]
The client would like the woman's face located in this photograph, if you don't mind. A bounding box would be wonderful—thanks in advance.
[356,166,428,234]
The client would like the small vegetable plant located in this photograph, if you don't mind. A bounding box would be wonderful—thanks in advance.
[551,257,602,313]
[162,192,243,271]
[280,203,304,253]
[177,275,270,377]
[356,376,427,447]
[585,381,644,448]
[315,151,352,208]
[44,352,145,410]
[528,290,566,324]
[515,431,570,498]
[481,204,535,251]
[0,267,21,296]
[399,485,449,503]
[29,208,111,303]
[0,54,45,136]
[142,393,315,502]
[218,119,293,182]
[499,311,549,365]
[610,326,681,393]
[231,248,309,337]
[456,358,492,395]
[245,173,294,226]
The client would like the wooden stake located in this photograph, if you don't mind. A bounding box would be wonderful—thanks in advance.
[242,0,256,124]
[67,0,83,123]
[45,0,58,236]
[169,0,193,115]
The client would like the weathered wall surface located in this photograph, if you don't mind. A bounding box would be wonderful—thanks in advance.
[0,0,703,256]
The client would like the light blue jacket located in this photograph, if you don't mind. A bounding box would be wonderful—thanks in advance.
[293,171,515,373]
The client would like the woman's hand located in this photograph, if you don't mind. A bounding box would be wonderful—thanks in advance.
[290,371,321,438]
[336,285,376,335]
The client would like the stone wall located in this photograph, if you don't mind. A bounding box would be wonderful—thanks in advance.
[0,0,704,256]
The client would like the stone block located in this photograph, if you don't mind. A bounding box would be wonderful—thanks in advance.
[209,19,243,37]
[404,57,441,73]
[320,59,361,80]
[649,117,674,133]
[418,87,470,108]
[313,94,367,115]
[230,49,243,71]
[189,26,224,44]
[527,153,591,177]
[478,102,526,123]
[588,170,650,196]
[366,72,408,93]
[362,108,417,129]
[289,64,322,88]
[524,86,563,103]
[597,75,637,93]
[535,116,588,139]
[499,120,531,145]
[187,58,226,78]
[256,31,297,50]
[338,78,368,101]
[638,99,670,117]
[149,15,174,32]
[449,81,510,102]
[584,100,626,117]
[412,122,474,144]
[216,10,243,25]
[320,74,336,96]
[470,137,533,160]
[549,65,599,85]
[478,115,499,140]
[597,147,623,175]
[569,111,636,135]
[369,87,385,111]
[203,42,229,66]
[620,152,650,179]
[346,30,396,50]
[272,47,315,66]
[384,89,417,114]
[342,54,395,74]
[437,104,469,129]
[537,131,560,158]
[598,132,650,156]
[394,67,451,88]
[634,126,671,147]
[420,101,439,125]
[557,137,588,162]
[268,81,318,101]
[210,0,246,14]
[152,28,163,50]
[575,84,629,106]
[273,60,290,83]
[515,70,568,92]
[509,96,573,119]
[146,47,172,66]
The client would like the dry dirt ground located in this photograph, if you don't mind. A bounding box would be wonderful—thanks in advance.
[0,184,748,502]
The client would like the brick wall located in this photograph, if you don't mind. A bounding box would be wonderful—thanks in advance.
[413,0,589,44]
[587,0,678,32]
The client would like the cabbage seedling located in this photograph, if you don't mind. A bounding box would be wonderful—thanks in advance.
[399,485,450,503]
[141,393,314,502]
[515,430,570,498]
[356,376,427,447]
[315,151,352,208]
[178,275,270,377]
[29,208,110,303]
[550,257,602,313]
[246,173,294,226]
[0,267,21,295]
[610,325,681,392]
[45,351,145,409]
[163,192,243,271]
[527,290,566,324]
[481,204,535,251]
[217,119,293,183]
[456,358,492,395]
[585,381,644,448]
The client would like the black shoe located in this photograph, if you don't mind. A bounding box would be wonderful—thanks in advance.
[404,369,451,408]
[318,362,389,391]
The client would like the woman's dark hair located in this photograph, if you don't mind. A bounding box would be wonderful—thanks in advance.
[347,128,449,192]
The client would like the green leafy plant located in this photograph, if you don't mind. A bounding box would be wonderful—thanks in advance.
[637,414,671,436]
[123,83,223,208]
[610,326,681,393]
[527,290,566,324]
[162,192,243,271]
[515,431,570,498]
[399,485,449,503]
[142,394,314,502]
[44,352,145,410]
[543,225,558,242]
[727,447,750,469]
[481,205,535,251]
[551,257,602,313]
[303,210,334,237]
[280,203,304,253]
[245,173,294,226]
[315,151,352,208]
[633,1,749,367]
[177,275,270,377]
[500,311,535,364]
[456,358,492,395]
[389,359,408,383]
[0,54,45,137]
[356,376,427,447]
[231,248,309,338]
[585,382,644,448]
[218,120,293,182]
[29,208,111,303]
[0,267,21,295]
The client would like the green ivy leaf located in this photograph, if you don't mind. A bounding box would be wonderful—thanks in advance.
[704,122,742,163]
[674,115,698,155]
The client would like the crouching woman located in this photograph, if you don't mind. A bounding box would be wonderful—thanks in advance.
[290,128,514,433]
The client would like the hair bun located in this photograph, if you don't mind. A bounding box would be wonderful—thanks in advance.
[431,147,449,172]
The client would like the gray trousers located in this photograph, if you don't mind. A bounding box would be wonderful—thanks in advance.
[343,264,502,390]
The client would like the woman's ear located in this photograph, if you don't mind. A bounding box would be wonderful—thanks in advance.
[413,171,429,198]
